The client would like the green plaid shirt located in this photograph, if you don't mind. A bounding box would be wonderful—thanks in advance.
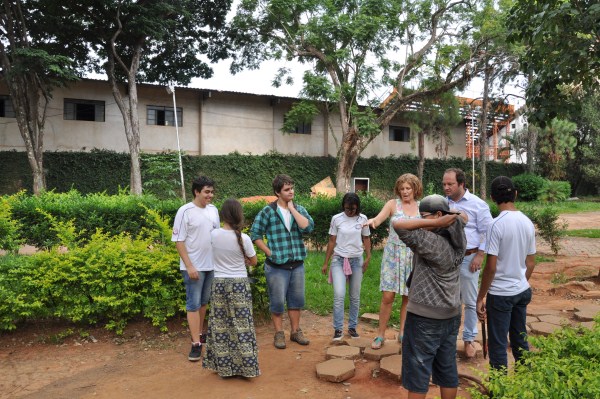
[250,201,314,265]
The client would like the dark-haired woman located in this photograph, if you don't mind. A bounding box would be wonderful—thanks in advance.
[322,193,371,341]
[203,198,259,378]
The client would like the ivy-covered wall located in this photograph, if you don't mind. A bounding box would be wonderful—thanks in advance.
[1,150,526,197]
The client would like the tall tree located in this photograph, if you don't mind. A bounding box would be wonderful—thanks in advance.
[0,0,77,194]
[33,0,232,194]
[536,118,577,181]
[231,0,486,192]
[508,0,600,124]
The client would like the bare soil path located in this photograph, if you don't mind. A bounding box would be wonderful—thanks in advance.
[1,212,599,399]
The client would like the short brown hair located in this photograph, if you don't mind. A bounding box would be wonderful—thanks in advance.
[444,168,466,189]
[272,174,294,195]
[394,173,423,199]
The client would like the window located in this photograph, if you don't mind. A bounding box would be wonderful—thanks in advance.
[511,123,516,129]
[0,95,15,118]
[147,105,183,127]
[389,125,410,142]
[64,98,105,122]
[287,121,311,134]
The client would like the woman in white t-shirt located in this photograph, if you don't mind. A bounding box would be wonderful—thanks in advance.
[321,193,371,341]
[203,199,260,378]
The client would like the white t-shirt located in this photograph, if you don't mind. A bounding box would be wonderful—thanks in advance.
[328,212,370,258]
[486,210,536,296]
[171,202,220,271]
[211,228,257,278]
[278,206,292,231]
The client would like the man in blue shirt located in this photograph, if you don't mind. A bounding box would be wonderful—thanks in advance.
[251,174,315,349]
[442,168,493,358]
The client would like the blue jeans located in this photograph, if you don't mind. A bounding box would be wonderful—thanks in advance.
[181,270,214,311]
[459,252,478,341]
[402,312,461,393]
[486,288,532,371]
[330,256,363,330]
[264,263,305,314]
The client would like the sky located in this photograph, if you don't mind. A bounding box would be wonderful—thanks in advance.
[190,58,526,109]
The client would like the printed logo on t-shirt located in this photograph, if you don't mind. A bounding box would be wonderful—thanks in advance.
[354,223,363,230]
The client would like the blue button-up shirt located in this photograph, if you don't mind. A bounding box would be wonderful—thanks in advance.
[447,190,493,251]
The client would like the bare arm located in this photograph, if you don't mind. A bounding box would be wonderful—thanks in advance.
[176,241,198,280]
[362,236,372,273]
[393,213,460,231]
[366,199,395,229]
[476,254,497,321]
[322,235,337,275]
[246,254,258,267]
[525,254,536,280]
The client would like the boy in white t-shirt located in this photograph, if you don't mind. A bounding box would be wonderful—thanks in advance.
[171,176,220,362]
[476,176,536,371]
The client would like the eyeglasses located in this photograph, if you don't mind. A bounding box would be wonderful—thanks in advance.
[420,212,433,218]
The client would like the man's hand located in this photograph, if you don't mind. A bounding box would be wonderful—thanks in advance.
[288,200,296,211]
[470,251,484,272]
[476,298,486,321]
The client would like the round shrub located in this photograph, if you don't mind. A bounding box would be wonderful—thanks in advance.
[512,173,546,201]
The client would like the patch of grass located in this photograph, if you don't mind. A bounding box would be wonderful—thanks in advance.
[522,200,600,214]
[305,250,404,324]
[565,229,600,238]
[551,272,569,285]
[536,255,555,263]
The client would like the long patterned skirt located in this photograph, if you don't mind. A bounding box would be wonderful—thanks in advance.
[202,277,260,378]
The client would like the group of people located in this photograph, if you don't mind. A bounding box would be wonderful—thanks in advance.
[172,170,537,398]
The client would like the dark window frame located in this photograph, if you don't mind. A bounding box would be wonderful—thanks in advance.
[64,98,105,122]
[147,105,183,127]
[0,95,16,118]
[389,125,410,142]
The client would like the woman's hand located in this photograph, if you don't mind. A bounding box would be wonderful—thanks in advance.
[321,263,328,275]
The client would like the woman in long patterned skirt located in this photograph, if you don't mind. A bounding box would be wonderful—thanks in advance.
[203,198,260,378]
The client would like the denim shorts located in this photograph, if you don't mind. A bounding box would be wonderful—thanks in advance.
[264,263,305,314]
[181,270,214,311]
[402,312,461,393]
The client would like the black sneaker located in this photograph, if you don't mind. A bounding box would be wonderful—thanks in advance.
[188,343,202,361]
[332,329,343,341]
[348,328,360,338]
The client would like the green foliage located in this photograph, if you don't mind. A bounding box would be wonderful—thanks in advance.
[565,229,600,239]
[141,152,184,200]
[470,321,600,399]
[512,173,546,202]
[539,180,572,203]
[0,208,183,333]
[0,194,23,252]
[281,101,320,134]
[520,205,567,255]
[536,119,578,181]
[1,151,527,199]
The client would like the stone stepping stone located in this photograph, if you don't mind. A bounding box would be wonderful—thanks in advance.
[379,354,402,381]
[346,337,371,352]
[528,308,569,317]
[576,321,595,330]
[363,341,400,360]
[529,321,561,336]
[574,304,600,322]
[316,358,355,382]
[360,313,380,323]
[326,345,361,360]
[538,314,570,326]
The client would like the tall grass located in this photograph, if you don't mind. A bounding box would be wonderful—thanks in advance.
[304,250,405,327]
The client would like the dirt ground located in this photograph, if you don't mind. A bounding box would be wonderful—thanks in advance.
[1,213,599,399]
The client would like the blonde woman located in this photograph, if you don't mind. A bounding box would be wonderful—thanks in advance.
[366,173,422,349]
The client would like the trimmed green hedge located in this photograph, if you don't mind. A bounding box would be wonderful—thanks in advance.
[1,150,526,198]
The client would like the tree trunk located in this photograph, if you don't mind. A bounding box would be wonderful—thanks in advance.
[335,127,361,193]
[479,65,491,199]
[526,124,537,173]
[417,129,425,181]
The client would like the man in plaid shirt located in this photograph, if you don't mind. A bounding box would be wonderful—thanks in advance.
[251,174,314,349]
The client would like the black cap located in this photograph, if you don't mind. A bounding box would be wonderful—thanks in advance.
[419,194,459,215]
[491,176,515,197]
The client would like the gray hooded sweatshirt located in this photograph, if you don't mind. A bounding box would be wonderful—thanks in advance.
[394,218,467,319]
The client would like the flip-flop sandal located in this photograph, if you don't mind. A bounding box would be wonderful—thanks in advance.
[371,336,384,349]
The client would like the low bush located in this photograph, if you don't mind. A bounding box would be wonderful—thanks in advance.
[512,173,546,201]
[520,205,567,255]
[469,321,600,398]
[539,180,571,202]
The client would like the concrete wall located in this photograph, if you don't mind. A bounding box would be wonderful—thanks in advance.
[0,79,469,159]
